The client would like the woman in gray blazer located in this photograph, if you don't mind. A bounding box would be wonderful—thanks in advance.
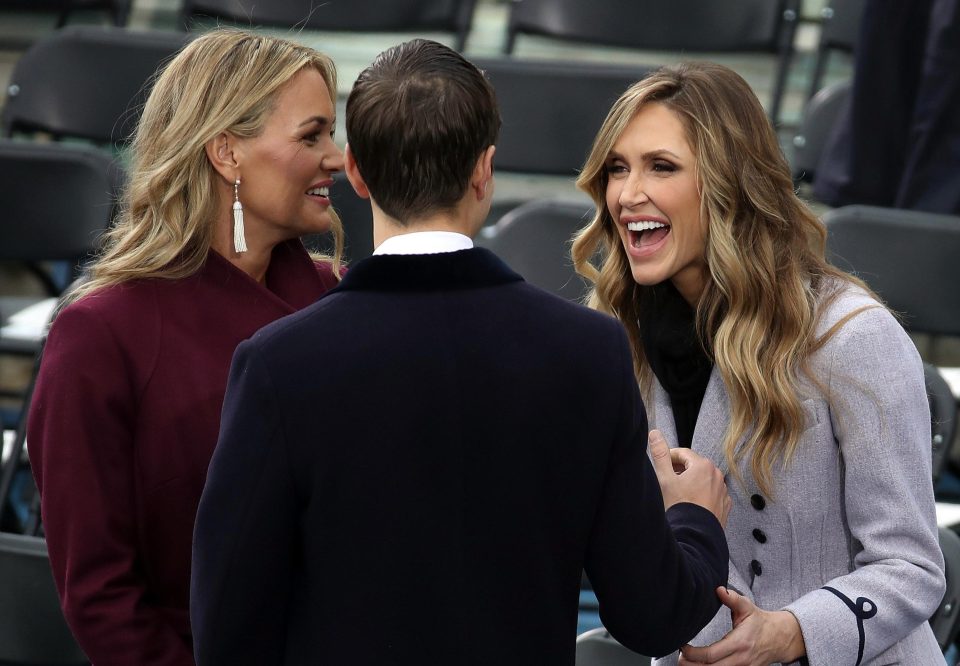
[572,61,946,665]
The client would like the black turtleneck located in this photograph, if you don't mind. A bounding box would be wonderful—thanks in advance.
[638,282,713,448]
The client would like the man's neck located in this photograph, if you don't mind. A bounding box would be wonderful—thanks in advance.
[372,208,480,250]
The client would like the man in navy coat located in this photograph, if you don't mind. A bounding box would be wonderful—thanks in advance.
[191,39,730,665]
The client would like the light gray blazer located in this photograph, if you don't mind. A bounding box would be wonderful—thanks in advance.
[652,285,945,666]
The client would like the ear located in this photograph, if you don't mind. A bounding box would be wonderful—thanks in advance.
[471,145,496,201]
[204,131,240,183]
[343,143,370,200]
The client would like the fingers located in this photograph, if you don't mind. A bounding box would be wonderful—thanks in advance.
[718,586,744,611]
[718,586,757,627]
[648,430,675,481]
[679,639,733,665]
[669,446,700,471]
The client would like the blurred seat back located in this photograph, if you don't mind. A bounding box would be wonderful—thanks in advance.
[807,0,866,99]
[1,26,189,146]
[476,199,594,303]
[0,532,88,664]
[472,57,648,226]
[792,79,851,184]
[182,0,477,51]
[473,57,650,177]
[932,526,960,651]
[0,0,130,28]
[0,140,121,273]
[503,0,800,123]
[304,172,374,265]
[927,363,957,483]
[0,140,120,420]
[823,205,960,337]
[575,627,651,666]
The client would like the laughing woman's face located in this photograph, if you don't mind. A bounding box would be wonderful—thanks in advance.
[604,102,707,305]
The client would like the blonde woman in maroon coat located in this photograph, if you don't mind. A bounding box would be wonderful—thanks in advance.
[28,29,345,665]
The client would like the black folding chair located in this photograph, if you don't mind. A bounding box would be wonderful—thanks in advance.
[1,26,189,146]
[0,140,120,439]
[575,627,651,666]
[503,0,800,124]
[0,531,88,664]
[792,79,851,185]
[0,0,130,28]
[932,526,960,652]
[807,0,866,100]
[928,364,958,483]
[304,172,374,265]
[473,57,650,177]
[182,0,478,51]
[476,199,594,303]
[470,57,649,225]
[823,205,960,338]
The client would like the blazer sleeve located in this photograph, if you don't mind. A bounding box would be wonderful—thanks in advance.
[27,304,195,666]
[584,326,729,658]
[191,338,299,665]
[784,305,945,665]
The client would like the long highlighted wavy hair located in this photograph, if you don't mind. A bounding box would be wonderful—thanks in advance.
[69,28,343,304]
[572,62,873,496]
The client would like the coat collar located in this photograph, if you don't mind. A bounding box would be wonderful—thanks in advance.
[202,239,334,312]
[334,248,524,293]
[650,367,733,474]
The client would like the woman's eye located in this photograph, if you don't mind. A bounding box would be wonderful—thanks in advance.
[605,163,627,175]
[652,161,676,173]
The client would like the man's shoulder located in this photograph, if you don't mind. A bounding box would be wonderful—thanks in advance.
[511,281,624,332]
[249,276,625,358]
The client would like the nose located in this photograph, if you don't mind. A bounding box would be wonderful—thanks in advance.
[323,143,344,174]
[618,172,648,209]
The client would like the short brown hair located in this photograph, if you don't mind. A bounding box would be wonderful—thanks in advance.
[346,39,500,223]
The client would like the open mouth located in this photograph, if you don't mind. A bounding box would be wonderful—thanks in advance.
[625,220,670,249]
[306,186,330,198]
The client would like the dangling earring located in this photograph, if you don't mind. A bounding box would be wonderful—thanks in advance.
[233,178,247,253]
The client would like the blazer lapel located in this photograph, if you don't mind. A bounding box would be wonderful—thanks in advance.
[691,368,732,475]
[648,380,679,450]
[650,367,732,475]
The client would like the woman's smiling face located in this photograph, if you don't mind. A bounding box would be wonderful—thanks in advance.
[604,102,708,305]
[232,67,343,245]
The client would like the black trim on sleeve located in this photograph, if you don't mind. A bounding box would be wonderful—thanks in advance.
[822,586,877,666]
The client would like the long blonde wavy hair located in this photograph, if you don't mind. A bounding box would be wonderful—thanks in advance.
[69,28,343,303]
[572,62,872,496]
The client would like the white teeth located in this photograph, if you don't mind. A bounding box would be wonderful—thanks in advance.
[626,221,667,232]
[307,187,329,196]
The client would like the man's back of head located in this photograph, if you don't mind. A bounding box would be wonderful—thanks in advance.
[345,39,500,225]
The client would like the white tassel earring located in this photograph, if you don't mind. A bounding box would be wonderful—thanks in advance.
[233,178,247,253]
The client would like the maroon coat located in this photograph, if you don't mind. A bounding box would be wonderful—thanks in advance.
[28,240,339,666]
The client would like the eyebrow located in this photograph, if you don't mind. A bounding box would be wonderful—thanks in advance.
[298,115,334,128]
[607,148,683,161]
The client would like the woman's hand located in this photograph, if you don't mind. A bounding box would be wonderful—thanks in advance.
[678,587,806,665]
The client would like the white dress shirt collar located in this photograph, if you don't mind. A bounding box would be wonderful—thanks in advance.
[373,231,474,256]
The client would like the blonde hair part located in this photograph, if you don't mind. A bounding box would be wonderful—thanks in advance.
[71,28,343,303]
[573,62,873,497]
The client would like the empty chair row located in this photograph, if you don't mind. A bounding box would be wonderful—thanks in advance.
[4,0,829,124]
[0,27,649,170]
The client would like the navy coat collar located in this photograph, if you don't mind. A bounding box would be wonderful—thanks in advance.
[334,248,524,293]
